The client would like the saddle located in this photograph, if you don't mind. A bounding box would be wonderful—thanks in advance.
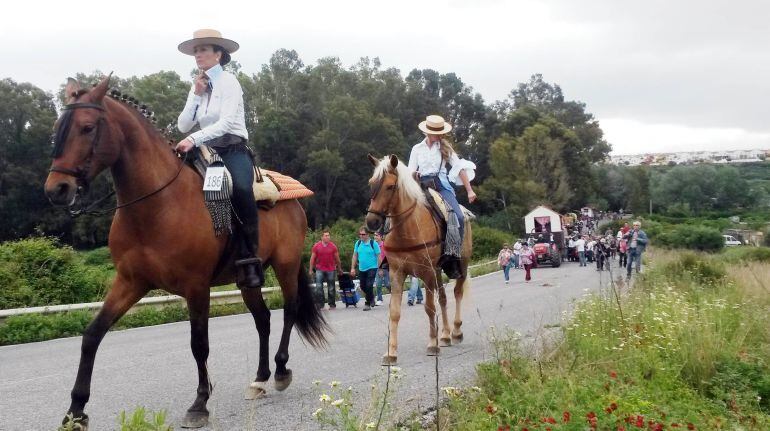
[189,145,314,235]
[418,182,475,278]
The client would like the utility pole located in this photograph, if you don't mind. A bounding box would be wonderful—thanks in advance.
[649,198,652,215]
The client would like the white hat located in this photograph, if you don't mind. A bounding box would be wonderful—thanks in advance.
[418,115,453,135]
[178,29,239,56]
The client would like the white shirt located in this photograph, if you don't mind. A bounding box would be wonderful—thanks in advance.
[513,242,522,255]
[575,238,586,252]
[407,138,476,185]
[177,64,249,146]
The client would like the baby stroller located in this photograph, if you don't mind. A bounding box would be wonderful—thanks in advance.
[338,272,360,308]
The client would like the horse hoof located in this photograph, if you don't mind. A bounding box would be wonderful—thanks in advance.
[274,369,293,392]
[439,337,452,347]
[426,346,440,356]
[452,333,464,344]
[245,381,268,400]
[180,410,209,429]
[62,413,89,431]
[381,355,398,366]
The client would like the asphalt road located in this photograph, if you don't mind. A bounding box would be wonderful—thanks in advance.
[0,260,615,430]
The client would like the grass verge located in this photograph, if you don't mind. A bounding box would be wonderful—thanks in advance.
[0,257,498,346]
[434,248,770,430]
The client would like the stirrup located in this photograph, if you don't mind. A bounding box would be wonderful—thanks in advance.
[235,257,264,289]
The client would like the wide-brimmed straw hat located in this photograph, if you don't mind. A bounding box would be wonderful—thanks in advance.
[418,115,453,135]
[178,29,239,56]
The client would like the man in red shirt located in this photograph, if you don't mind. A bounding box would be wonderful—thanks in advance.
[309,230,342,309]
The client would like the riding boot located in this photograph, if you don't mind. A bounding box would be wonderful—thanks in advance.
[235,220,264,289]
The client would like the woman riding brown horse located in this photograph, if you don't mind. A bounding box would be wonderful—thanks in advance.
[44,76,327,429]
[365,154,472,365]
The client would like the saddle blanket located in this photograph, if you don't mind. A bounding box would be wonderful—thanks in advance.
[196,145,313,205]
[425,188,475,222]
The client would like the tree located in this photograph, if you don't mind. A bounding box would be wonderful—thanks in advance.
[0,79,59,241]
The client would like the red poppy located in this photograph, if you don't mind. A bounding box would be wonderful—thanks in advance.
[687,424,695,430]
[563,411,571,423]
[610,370,618,378]
[635,415,645,427]
[618,427,626,431]
[542,417,556,424]
[671,424,680,428]
[610,402,618,411]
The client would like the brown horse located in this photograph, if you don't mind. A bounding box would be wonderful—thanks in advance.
[364,155,471,365]
[44,76,328,429]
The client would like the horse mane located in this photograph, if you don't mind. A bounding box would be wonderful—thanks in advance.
[371,156,426,205]
[53,87,174,157]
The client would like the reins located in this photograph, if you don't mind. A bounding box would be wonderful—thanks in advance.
[366,171,438,250]
[50,101,188,217]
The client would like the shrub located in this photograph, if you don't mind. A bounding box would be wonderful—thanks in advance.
[659,251,726,284]
[657,224,724,251]
[0,237,111,309]
[722,246,770,263]
[471,226,511,260]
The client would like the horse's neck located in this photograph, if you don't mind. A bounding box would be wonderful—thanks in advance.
[109,106,190,211]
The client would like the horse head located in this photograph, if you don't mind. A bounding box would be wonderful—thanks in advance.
[45,75,120,206]
[365,153,425,233]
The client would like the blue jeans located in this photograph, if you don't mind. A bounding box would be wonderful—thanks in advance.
[314,270,336,306]
[627,248,643,276]
[374,268,390,301]
[437,187,465,242]
[579,251,586,266]
[502,261,514,281]
[408,276,423,303]
[513,254,520,269]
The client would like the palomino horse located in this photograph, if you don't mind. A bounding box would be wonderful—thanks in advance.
[364,155,471,365]
[44,76,328,429]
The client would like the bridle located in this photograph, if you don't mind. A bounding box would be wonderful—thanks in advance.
[49,102,106,189]
[366,174,417,224]
[49,101,187,217]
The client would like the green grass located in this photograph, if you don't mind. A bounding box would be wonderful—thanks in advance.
[436,248,770,430]
[0,258,499,346]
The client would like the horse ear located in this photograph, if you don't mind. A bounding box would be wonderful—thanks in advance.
[367,153,379,166]
[64,78,81,103]
[91,72,112,103]
[389,154,398,169]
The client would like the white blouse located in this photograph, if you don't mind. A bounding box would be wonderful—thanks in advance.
[177,64,249,146]
[407,138,476,185]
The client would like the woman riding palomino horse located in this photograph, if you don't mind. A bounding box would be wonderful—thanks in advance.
[43,29,327,429]
[365,115,477,364]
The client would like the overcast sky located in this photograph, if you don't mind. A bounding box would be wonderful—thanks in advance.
[4,0,768,155]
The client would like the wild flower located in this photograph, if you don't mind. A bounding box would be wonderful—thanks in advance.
[319,394,331,403]
[331,399,344,407]
[329,380,340,387]
[312,408,322,417]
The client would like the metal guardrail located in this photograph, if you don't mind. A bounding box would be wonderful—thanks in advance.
[0,259,497,321]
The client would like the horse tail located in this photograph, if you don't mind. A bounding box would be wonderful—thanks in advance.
[293,263,330,349]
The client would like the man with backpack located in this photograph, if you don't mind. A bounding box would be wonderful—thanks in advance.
[350,227,381,311]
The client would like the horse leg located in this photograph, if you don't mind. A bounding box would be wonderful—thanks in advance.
[422,271,440,356]
[436,268,452,347]
[240,288,271,400]
[272,263,297,391]
[181,292,213,429]
[451,273,466,344]
[63,276,147,429]
[383,269,406,365]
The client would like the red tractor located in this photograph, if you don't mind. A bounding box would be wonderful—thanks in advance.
[533,241,562,267]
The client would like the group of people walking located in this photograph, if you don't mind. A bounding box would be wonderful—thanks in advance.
[568,221,648,278]
[497,240,536,283]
